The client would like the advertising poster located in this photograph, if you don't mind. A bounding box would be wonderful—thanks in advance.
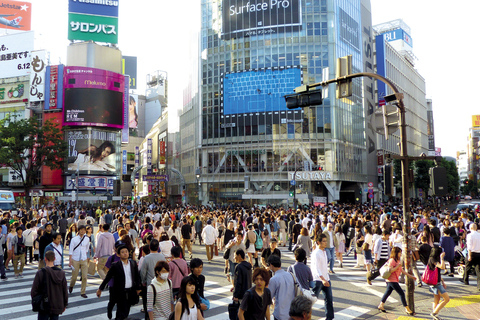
[0,0,31,31]
[147,138,152,174]
[63,66,125,128]
[122,149,127,175]
[66,128,120,175]
[128,94,139,132]
[135,146,139,179]
[122,75,129,143]
[0,31,34,78]
[159,140,166,165]
[68,13,118,44]
[29,50,46,102]
[0,80,28,105]
[221,0,302,40]
[44,64,64,110]
[122,56,137,89]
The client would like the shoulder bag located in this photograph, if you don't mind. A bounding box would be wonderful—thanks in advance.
[32,268,49,312]
[422,265,438,285]
[379,261,392,279]
[290,266,317,302]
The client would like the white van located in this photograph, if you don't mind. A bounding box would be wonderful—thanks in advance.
[0,190,18,215]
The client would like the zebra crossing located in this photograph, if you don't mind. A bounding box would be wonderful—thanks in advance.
[0,250,465,320]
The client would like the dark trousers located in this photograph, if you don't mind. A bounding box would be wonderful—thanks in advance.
[0,256,5,277]
[116,288,134,320]
[464,252,480,288]
[38,312,59,320]
[141,286,148,320]
[107,287,117,319]
[313,280,334,320]
[367,258,388,281]
[288,235,293,251]
[381,282,407,306]
[195,232,202,244]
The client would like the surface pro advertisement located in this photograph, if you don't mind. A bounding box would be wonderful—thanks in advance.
[221,0,302,40]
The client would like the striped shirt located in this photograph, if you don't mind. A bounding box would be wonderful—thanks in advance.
[147,278,173,320]
[380,240,390,260]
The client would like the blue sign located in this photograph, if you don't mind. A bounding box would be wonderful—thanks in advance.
[382,28,413,47]
[69,0,119,18]
[290,180,296,186]
[222,67,302,115]
[122,149,127,175]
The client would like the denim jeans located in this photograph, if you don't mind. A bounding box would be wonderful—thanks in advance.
[313,280,334,320]
[381,282,407,306]
[325,247,335,271]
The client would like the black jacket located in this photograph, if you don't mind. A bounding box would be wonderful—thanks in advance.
[31,266,68,315]
[418,243,432,266]
[234,260,252,299]
[99,259,140,300]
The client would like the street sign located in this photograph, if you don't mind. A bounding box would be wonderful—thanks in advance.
[368,182,374,188]
[290,180,296,186]
[368,193,374,199]
[368,189,374,194]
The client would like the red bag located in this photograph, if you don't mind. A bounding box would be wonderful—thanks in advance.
[422,265,438,285]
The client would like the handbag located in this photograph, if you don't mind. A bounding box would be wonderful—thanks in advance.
[412,250,420,261]
[291,266,317,302]
[214,243,219,256]
[223,247,231,260]
[379,263,392,279]
[422,265,438,285]
[32,269,49,312]
[228,301,240,320]
[198,293,210,310]
[88,260,97,276]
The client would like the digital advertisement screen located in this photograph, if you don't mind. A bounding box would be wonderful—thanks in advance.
[66,128,120,175]
[63,66,125,128]
[221,0,302,40]
[222,67,302,115]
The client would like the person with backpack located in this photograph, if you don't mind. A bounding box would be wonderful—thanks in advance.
[11,226,26,278]
[31,250,68,319]
[147,261,174,320]
[426,247,450,320]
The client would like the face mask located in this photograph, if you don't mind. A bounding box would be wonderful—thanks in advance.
[160,273,169,280]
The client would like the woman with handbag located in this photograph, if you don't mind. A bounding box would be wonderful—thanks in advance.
[427,247,450,320]
[377,247,416,315]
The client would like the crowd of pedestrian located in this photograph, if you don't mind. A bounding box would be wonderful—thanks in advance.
[0,199,479,320]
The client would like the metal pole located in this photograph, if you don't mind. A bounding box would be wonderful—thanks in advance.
[76,164,79,208]
[293,169,297,211]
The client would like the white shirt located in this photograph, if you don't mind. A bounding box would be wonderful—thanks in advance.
[201,225,219,245]
[123,260,132,289]
[467,231,480,253]
[311,248,330,282]
[52,242,63,266]
[69,235,90,261]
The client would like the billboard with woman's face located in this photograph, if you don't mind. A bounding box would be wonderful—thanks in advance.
[66,128,120,175]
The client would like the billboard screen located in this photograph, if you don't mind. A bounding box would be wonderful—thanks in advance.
[68,0,119,17]
[221,0,302,40]
[222,67,302,115]
[66,128,120,175]
[68,12,118,44]
[0,0,31,31]
[0,31,34,78]
[63,66,125,128]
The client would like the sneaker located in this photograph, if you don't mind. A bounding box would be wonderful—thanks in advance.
[19,274,23,278]
[1,276,7,281]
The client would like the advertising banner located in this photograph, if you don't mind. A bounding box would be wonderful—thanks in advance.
[66,128,119,175]
[0,81,28,105]
[122,75,129,143]
[122,149,127,174]
[68,0,119,18]
[0,0,31,31]
[63,66,125,128]
[29,50,46,102]
[44,64,64,110]
[122,56,137,89]
[128,94,138,133]
[221,0,302,40]
[147,138,152,174]
[135,146,139,179]
[68,12,118,44]
[0,31,34,78]
[159,140,166,165]
[65,175,115,190]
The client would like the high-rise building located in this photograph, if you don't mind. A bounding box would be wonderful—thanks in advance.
[179,0,380,206]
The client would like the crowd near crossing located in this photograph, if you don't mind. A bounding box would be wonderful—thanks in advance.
[0,200,479,320]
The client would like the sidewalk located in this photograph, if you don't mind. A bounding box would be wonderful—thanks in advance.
[371,281,480,320]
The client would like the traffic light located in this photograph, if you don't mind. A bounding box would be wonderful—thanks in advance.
[464,179,469,185]
[289,191,294,197]
[383,164,393,196]
[285,88,322,109]
[430,167,448,196]
[382,104,399,138]
[336,55,353,98]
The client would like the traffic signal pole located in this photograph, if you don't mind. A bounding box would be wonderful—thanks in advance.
[300,71,415,312]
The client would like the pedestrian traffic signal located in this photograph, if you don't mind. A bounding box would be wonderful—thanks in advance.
[289,191,294,197]
[430,167,448,196]
[336,55,353,98]
[383,164,393,196]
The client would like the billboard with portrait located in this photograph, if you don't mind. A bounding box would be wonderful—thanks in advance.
[0,0,31,31]
[63,66,125,128]
[66,128,120,175]
[221,0,302,40]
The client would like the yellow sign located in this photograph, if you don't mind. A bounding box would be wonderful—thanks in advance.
[472,115,480,128]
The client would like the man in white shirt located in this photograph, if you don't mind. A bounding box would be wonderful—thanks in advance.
[202,220,219,262]
[68,225,90,298]
[463,223,480,290]
[311,233,334,320]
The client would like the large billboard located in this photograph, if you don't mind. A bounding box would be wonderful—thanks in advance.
[68,0,119,17]
[221,0,302,40]
[0,80,28,105]
[63,66,125,128]
[0,0,31,31]
[0,31,34,78]
[66,128,120,175]
[44,65,64,110]
[122,56,137,89]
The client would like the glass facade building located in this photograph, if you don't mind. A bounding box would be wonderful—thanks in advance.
[195,0,373,205]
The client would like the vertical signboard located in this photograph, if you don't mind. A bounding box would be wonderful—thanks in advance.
[122,75,129,143]
[122,56,137,89]
[159,140,166,165]
[135,146,139,179]
[427,109,436,156]
[44,64,64,110]
[29,50,46,102]
[147,138,152,174]
[122,149,127,175]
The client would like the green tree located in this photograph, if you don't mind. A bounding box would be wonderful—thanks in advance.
[0,115,67,207]
[414,159,434,197]
[438,157,460,195]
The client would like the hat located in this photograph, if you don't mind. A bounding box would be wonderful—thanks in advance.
[271,238,278,243]
[247,223,254,229]
[45,222,53,226]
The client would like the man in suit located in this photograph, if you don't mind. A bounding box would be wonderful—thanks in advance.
[97,244,141,320]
